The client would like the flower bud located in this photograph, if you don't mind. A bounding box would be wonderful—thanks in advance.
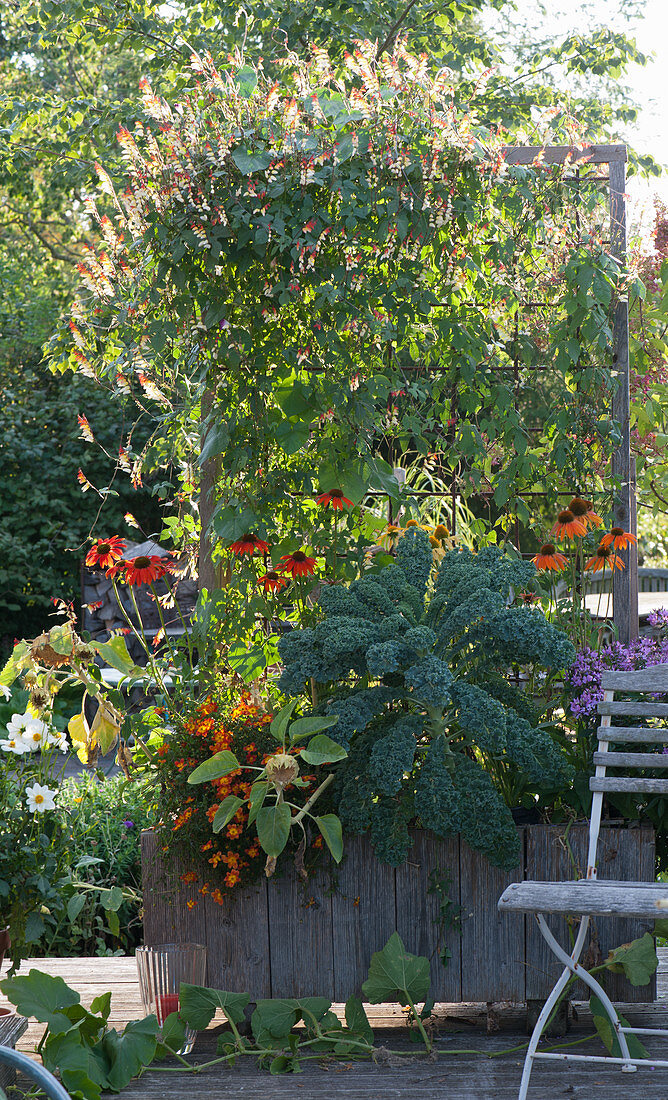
[265,751,299,791]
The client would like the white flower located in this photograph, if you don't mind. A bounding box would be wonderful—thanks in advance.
[48,729,68,753]
[0,735,30,754]
[0,684,10,700]
[25,784,57,813]
[17,717,50,752]
[7,711,34,737]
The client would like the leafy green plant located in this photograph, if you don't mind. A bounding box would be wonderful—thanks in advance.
[188,700,346,868]
[279,528,576,870]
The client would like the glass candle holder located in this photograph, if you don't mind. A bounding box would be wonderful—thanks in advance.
[135,943,207,1055]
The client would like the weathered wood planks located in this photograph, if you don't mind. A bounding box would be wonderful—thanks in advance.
[142,825,656,1004]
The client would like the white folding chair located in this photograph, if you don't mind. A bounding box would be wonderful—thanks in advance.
[498,664,668,1098]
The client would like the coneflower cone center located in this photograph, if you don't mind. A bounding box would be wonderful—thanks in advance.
[540,544,557,555]
[292,551,307,562]
[569,498,590,516]
[133,556,151,568]
[558,510,575,523]
[610,527,625,536]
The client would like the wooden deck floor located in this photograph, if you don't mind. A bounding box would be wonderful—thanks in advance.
[2,953,668,1098]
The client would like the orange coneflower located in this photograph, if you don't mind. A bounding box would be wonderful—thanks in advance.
[568,497,602,530]
[599,527,637,552]
[258,570,288,594]
[532,544,568,572]
[551,509,587,539]
[229,533,270,557]
[316,489,353,510]
[85,536,127,570]
[584,544,625,573]
[123,554,170,586]
[277,550,317,577]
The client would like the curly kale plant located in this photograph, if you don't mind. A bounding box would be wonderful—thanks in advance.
[278,531,576,870]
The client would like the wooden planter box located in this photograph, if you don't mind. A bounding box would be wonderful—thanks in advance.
[141,824,656,1004]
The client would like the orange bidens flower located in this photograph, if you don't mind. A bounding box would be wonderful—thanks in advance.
[568,497,602,530]
[585,544,625,573]
[600,527,637,552]
[229,533,270,557]
[258,570,288,594]
[551,510,587,539]
[532,544,568,572]
[278,550,317,577]
[224,869,241,887]
[85,536,127,569]
[123,554,170,586]
[316,489,353,510]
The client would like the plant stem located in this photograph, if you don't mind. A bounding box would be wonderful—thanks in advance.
[404,993,432,1052]
[291,772,335,826]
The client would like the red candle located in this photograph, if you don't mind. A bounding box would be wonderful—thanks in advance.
[156,993,180,1023]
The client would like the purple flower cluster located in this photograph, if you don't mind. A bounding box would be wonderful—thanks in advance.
[647,607,668,629]
[568,637,668,719]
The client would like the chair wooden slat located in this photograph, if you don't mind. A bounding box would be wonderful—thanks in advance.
[589,776,668,794]
[597,700,668,717]
[600,664,668,691]
[597,725,668,742]
[498,880,665,918]
[592,750,668,768]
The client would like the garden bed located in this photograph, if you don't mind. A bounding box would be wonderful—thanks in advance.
[141,824,655,1004]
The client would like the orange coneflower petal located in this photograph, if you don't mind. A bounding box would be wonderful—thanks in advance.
[600,528,637,551]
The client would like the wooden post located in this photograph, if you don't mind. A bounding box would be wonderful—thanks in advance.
[198,386,219,596]
[609,157,638,642]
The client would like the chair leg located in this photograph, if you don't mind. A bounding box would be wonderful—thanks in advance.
[519,964,574,1100]
[536,914,636,1073]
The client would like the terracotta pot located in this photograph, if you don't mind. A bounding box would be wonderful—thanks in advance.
[0,927,10,971]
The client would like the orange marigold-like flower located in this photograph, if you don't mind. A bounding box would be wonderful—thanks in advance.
[181,871,197,885]
[568,497,603,530]
[85,536,126,569]
[584,544,625,573]
[123,554,170,586]
[258,570,288,593]
[277,550,317,577]
[551,510,587,539]
[224,869,241,887]
[316,489,353,510]
[532,544,568,572]
[226,823,243,839]
[229,533,270,557]
[211,889,225,905]
[599,527,637,551]
[186,899,196,910]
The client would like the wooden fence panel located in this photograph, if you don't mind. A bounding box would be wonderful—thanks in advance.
[267,868,334,998]
[459,834,526,1002]
[395,830,461,1001]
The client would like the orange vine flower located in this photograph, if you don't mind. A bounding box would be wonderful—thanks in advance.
[316,488,353,510]
[551,509,587,539]
[584,544,625,572]
[229,533,270,556]
[568,497,602,530]
[599,527,637,551]
[277,550,317,577]
[532,544,568,572]
[258,570,288,593]
[85,536,127,569]
[123,554,170,586]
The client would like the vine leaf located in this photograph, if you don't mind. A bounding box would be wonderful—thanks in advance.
[361,933,430,1005]
[179,984,250,1030]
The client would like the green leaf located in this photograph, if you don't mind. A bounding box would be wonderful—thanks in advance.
[0,640,29,686]
[604,933,658,986]
[590,995,648,1060]
[180,984,250,1030]
[231,149,273,174]
[24,911,45,943]
[270,700,298,744]
[67,893,86,923]
[212,795,245,833]
[361,933,431,1005]
[188,751,240,784]
[344,996,374,1044]
[97,1016,160,1091]
[247,781,268,825]
[42,1033,104,1100]
[0,969,80,1030]
[288,715,339,741]
[99,886,124,912]
[300,734,347,765]
[93,635,137,675]
[157,1012,187,1055]
[314,815,343,863]
[227,644,267,682]
[90,992,112,1022]
[251,999,300,1042]
[256,803,292,857]
[655,919,668,939]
